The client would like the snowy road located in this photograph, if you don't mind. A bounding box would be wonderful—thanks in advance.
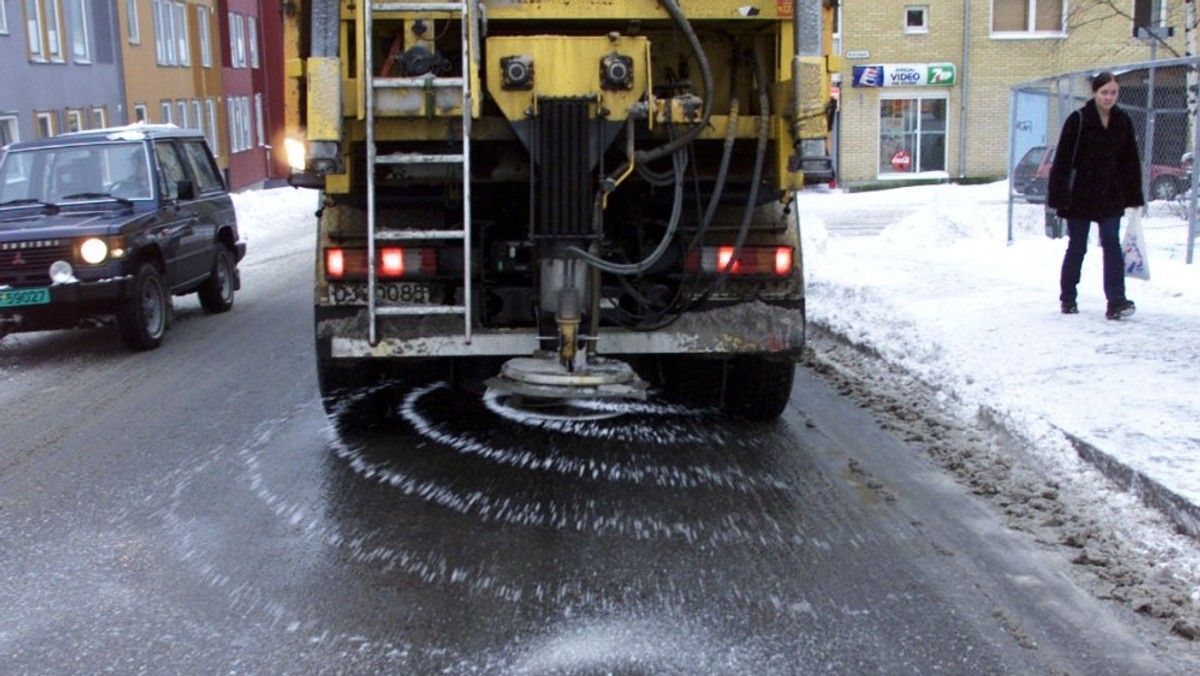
[0,189,1196,672]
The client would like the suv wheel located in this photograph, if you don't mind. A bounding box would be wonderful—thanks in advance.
[117,263,167,351]
[198,248,235,313]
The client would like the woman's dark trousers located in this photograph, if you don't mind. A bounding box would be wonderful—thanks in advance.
[1060,216,1125,304]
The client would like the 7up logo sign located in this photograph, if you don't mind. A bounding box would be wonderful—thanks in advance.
[927,64,957,86]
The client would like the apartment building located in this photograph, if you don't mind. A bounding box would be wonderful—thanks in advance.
[0,0,126,145]
[115,0,225,166]
[834,1,1187,185]
[218,0,284,189]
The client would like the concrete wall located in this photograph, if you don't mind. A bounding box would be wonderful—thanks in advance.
[0,0,126,143]
[836,0,1189,184]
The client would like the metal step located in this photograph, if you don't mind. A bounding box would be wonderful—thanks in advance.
[376,305,467,316]
[374,76,465,89]
[373,2,464,12]
[375,229,465,240]
[375,152,465,164]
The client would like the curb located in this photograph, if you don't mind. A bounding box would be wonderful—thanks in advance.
[807,323,1200,543]
[1057,430,1200,540]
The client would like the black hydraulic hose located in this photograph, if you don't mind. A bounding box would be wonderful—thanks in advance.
[683,47,769,310]
[568,146,686,275]
[636,0,714,165]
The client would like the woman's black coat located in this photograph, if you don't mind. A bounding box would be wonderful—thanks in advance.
[1046,99,1145,221]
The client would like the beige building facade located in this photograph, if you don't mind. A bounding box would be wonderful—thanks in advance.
[116,0,226,168]
[834,0,1187,185]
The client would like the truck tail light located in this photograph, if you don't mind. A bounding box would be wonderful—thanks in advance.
[323,247,438,280]
[685,246,794,277]
[325,248,346,279]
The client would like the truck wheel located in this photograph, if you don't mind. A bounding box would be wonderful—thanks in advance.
[316,353,391,433]
[723,355,795,421]
[660,356,724,408]
[117,263,167,351]
[198,248,235,313]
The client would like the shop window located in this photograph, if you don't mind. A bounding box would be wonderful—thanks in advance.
[878,97,947,177]
[905,6,928,34]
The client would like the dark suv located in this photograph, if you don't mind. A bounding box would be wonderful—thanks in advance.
[0,124,245,349]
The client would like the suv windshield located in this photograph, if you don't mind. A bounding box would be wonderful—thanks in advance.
[0,142,153,207]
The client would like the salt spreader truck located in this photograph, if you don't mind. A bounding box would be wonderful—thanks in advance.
[284,0,837,424]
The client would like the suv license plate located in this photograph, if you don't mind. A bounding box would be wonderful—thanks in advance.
[328,282,438,306]
[0,287,51,308]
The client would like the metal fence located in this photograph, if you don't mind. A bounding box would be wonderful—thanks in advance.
[1007,56,1200,264]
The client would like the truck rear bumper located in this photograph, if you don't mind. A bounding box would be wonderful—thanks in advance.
[320,300,805,359]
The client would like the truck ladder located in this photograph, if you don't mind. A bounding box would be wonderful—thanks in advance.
[365,1,476,346]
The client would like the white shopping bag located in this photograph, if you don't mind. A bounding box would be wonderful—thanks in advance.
[1122,209,1151,280]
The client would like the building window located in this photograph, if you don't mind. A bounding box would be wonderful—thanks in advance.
[230,13,246,68]
[254,93,265,147]
[65,108,83,133]
[125,0,138,43]
[43,0,63,60]
[192,99,203,132]
[248,16,259,68]
[878,96,947,177]
[133,102,148,123]
[206,98,218,156]
[35,110,56,137]
[172,1,188,66]
[176,100,188,128]
[0,0,9,34]
[905,6,928,34]
[992,0,1064,35]
[66,0,91,63]
[197,5,211,67]
[25,0,45,59]
[153,0,178,65]
[90,106,106,129]
[0,116,19,146]
[160,100,171,124]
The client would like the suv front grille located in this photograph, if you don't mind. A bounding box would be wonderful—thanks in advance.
[0,241,73,287]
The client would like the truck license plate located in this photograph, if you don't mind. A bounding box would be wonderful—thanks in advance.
[328,282,438,306]
[0,287,51,308]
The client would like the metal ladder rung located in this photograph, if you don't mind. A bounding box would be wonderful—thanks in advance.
[376,153,465,164]
[373,2,464,12]
[374,77,465,89]
[375,229,465,240]
[376,305,467,316]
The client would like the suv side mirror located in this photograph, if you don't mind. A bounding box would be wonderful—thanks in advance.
[176,179,195,201]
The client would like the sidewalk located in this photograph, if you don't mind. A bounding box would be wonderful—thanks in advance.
[797,181,1200,538]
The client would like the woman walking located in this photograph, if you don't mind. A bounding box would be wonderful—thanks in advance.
[1046,71,1143,320]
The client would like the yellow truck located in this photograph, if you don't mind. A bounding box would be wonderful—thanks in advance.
[283,0,837,425]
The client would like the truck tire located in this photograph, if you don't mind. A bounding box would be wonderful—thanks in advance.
[723,355,795,421]
[316,353,391,433]
[117,263,168,351]
[660,355,724,408]
[198,248,235,313]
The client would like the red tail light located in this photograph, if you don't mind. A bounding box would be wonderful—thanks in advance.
[380,247,404,277]
[774,247,793,276]
[323,247,438,280]
[685,246,795,277]
[325,248,346,279]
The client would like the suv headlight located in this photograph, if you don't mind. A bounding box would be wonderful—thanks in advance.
[77,236,125,265]
[79,238,108,264]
